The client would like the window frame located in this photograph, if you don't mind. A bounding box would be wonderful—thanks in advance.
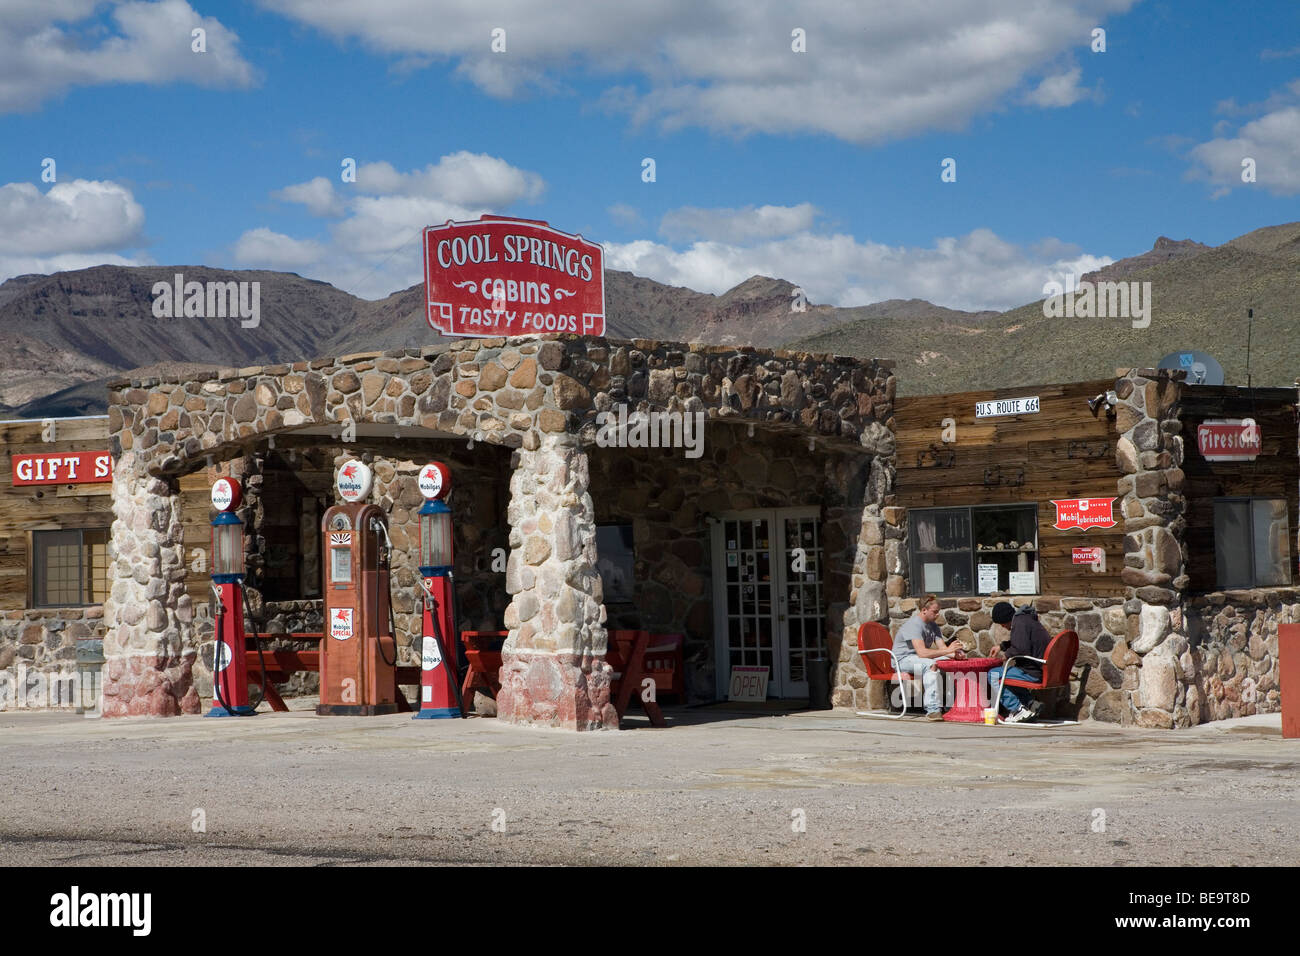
[31,527,109,608]
[908,503,1040,598]
[1213,496,1292,590]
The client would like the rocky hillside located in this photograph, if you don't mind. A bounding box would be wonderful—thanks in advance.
[1,221,1296,415]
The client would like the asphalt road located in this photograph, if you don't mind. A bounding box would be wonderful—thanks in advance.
[1,705,1296,866]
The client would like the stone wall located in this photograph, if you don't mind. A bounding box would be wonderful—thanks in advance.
[103,336,894,726]
[0,608,104,710]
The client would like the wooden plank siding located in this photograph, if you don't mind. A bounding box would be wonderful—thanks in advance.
[0,418,114,610]
[1178,386,1299,592]
[895,379,1128,598]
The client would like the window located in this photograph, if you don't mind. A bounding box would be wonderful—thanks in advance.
[1214,498,1291,589]
[908,505,1038,597]
[32,528,109,607]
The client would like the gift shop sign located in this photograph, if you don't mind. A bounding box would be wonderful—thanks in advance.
[12,451,111,486]
[424,216,605,338]
[1197,419,1261,462]
[1052,497,1117,531]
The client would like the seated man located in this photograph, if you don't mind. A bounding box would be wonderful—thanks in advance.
[892,594,967,721]
[987,601,1052,723]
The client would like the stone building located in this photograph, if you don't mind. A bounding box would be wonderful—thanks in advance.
[833,369,1299,728]
[3,341,1295,732]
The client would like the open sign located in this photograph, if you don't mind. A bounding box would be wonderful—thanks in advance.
[728,665,769,702]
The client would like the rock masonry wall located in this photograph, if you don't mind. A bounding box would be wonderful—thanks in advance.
[103,336,894,727]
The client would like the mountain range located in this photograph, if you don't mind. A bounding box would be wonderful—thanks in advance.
[1,221,1295,418]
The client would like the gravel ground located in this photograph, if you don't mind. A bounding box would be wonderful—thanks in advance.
[1,705,1297,866]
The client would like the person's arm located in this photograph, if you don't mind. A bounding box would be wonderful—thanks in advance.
[1005,618,1036,660]
[910,634,965,659]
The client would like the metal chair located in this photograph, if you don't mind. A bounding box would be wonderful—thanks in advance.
[993,629,1080,723]
[855,621,919,719]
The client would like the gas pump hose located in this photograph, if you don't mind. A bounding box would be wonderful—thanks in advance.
[240,585,272,712]
[210,585,267,716]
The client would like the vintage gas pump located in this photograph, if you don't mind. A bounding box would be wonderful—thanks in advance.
[207,477,255,717]
[414,461,464,719]
[317,458,399,716]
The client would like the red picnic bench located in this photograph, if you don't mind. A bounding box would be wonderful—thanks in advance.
[242,631,419,713]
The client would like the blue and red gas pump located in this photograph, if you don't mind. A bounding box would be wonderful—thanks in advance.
[206,477,256,717]
[414,461,464,719]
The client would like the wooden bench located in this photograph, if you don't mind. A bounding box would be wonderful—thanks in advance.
[642,633,685,703]
[606,629,666,728]
[243,631,415,713]
[461,630,507,712]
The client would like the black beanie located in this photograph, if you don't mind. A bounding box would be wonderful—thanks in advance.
[991,601,1015,625]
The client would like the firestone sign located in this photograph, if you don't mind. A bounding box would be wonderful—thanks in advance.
[424,216,605,339]
[1197,419,1261,462]
[1052,497,1117,531]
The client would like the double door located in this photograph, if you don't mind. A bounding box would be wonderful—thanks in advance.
[709,507,825,699]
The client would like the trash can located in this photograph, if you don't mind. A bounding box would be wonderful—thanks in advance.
[806,654,832,710]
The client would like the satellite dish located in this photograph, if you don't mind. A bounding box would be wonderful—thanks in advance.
[1158,350,1224,386]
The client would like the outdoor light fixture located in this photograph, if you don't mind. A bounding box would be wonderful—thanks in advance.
[267,435,275,449]
[808,437,815,452]
[1088,391,1118,414]
[747,423,755,438]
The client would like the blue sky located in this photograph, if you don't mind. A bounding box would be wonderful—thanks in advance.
[1,0,1298,310]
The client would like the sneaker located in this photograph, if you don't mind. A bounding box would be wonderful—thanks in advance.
[1003,707,1035,724]
[926,710,944,721]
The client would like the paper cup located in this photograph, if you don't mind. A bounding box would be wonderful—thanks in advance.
[983,708,997,725]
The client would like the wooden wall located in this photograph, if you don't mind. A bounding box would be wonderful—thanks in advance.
[895,380,1127,598]
[0,417,114,610]
[1179,387,1299,591]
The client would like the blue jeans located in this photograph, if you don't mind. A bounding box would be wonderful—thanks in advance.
[897,655,942,713]
[988,665,1036,712]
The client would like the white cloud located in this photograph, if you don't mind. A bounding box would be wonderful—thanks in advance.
[254,0,1135,144]
[232,153,547,297]
[273,177,345,217]
[1188,100,1300,197]
[231,228,326,270]
[0,179,145,256]
[607,203,643,228]
[0,0,258,113]
[0,178,149,281]
[659,204,818,243]
[1024,65,1098,108]
[603,225,1111,313]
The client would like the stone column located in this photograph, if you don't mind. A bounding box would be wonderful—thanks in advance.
[497,435,617,730]
[1113,368,1189,727]
[101,452,199,717]
[833,429,896,711]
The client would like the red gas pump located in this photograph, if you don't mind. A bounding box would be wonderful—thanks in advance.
[414,461,464,719]
[206,477,256,717]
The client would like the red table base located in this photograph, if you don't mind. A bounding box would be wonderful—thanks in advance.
[934,658,999,722]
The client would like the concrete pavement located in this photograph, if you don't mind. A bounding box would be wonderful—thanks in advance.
[1,705,1296,866]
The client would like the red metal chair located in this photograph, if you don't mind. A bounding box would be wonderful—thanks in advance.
[855,621,918,719]
[993,629,1080,722]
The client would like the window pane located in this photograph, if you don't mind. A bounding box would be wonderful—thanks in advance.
[36,530,82,606]
[85,529,109,603]
[1251,499,1291,587]
[1214,501,1252,589]
[909,508,972,595]
[973,504,1038,594]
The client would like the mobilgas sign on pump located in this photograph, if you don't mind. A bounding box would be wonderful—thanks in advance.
[414,461,464,719]
[317,459,400,715]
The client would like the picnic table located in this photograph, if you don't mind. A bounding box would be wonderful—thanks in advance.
[606,630,667,728]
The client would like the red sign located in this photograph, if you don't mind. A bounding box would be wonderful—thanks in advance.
[1052,497,1116,531]
[1197,419,1260,462]
[12,451,111,486]
[1072,547,1103,565]
[423,216,605,338]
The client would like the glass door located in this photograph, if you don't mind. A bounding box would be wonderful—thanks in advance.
[711,508,824,699]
